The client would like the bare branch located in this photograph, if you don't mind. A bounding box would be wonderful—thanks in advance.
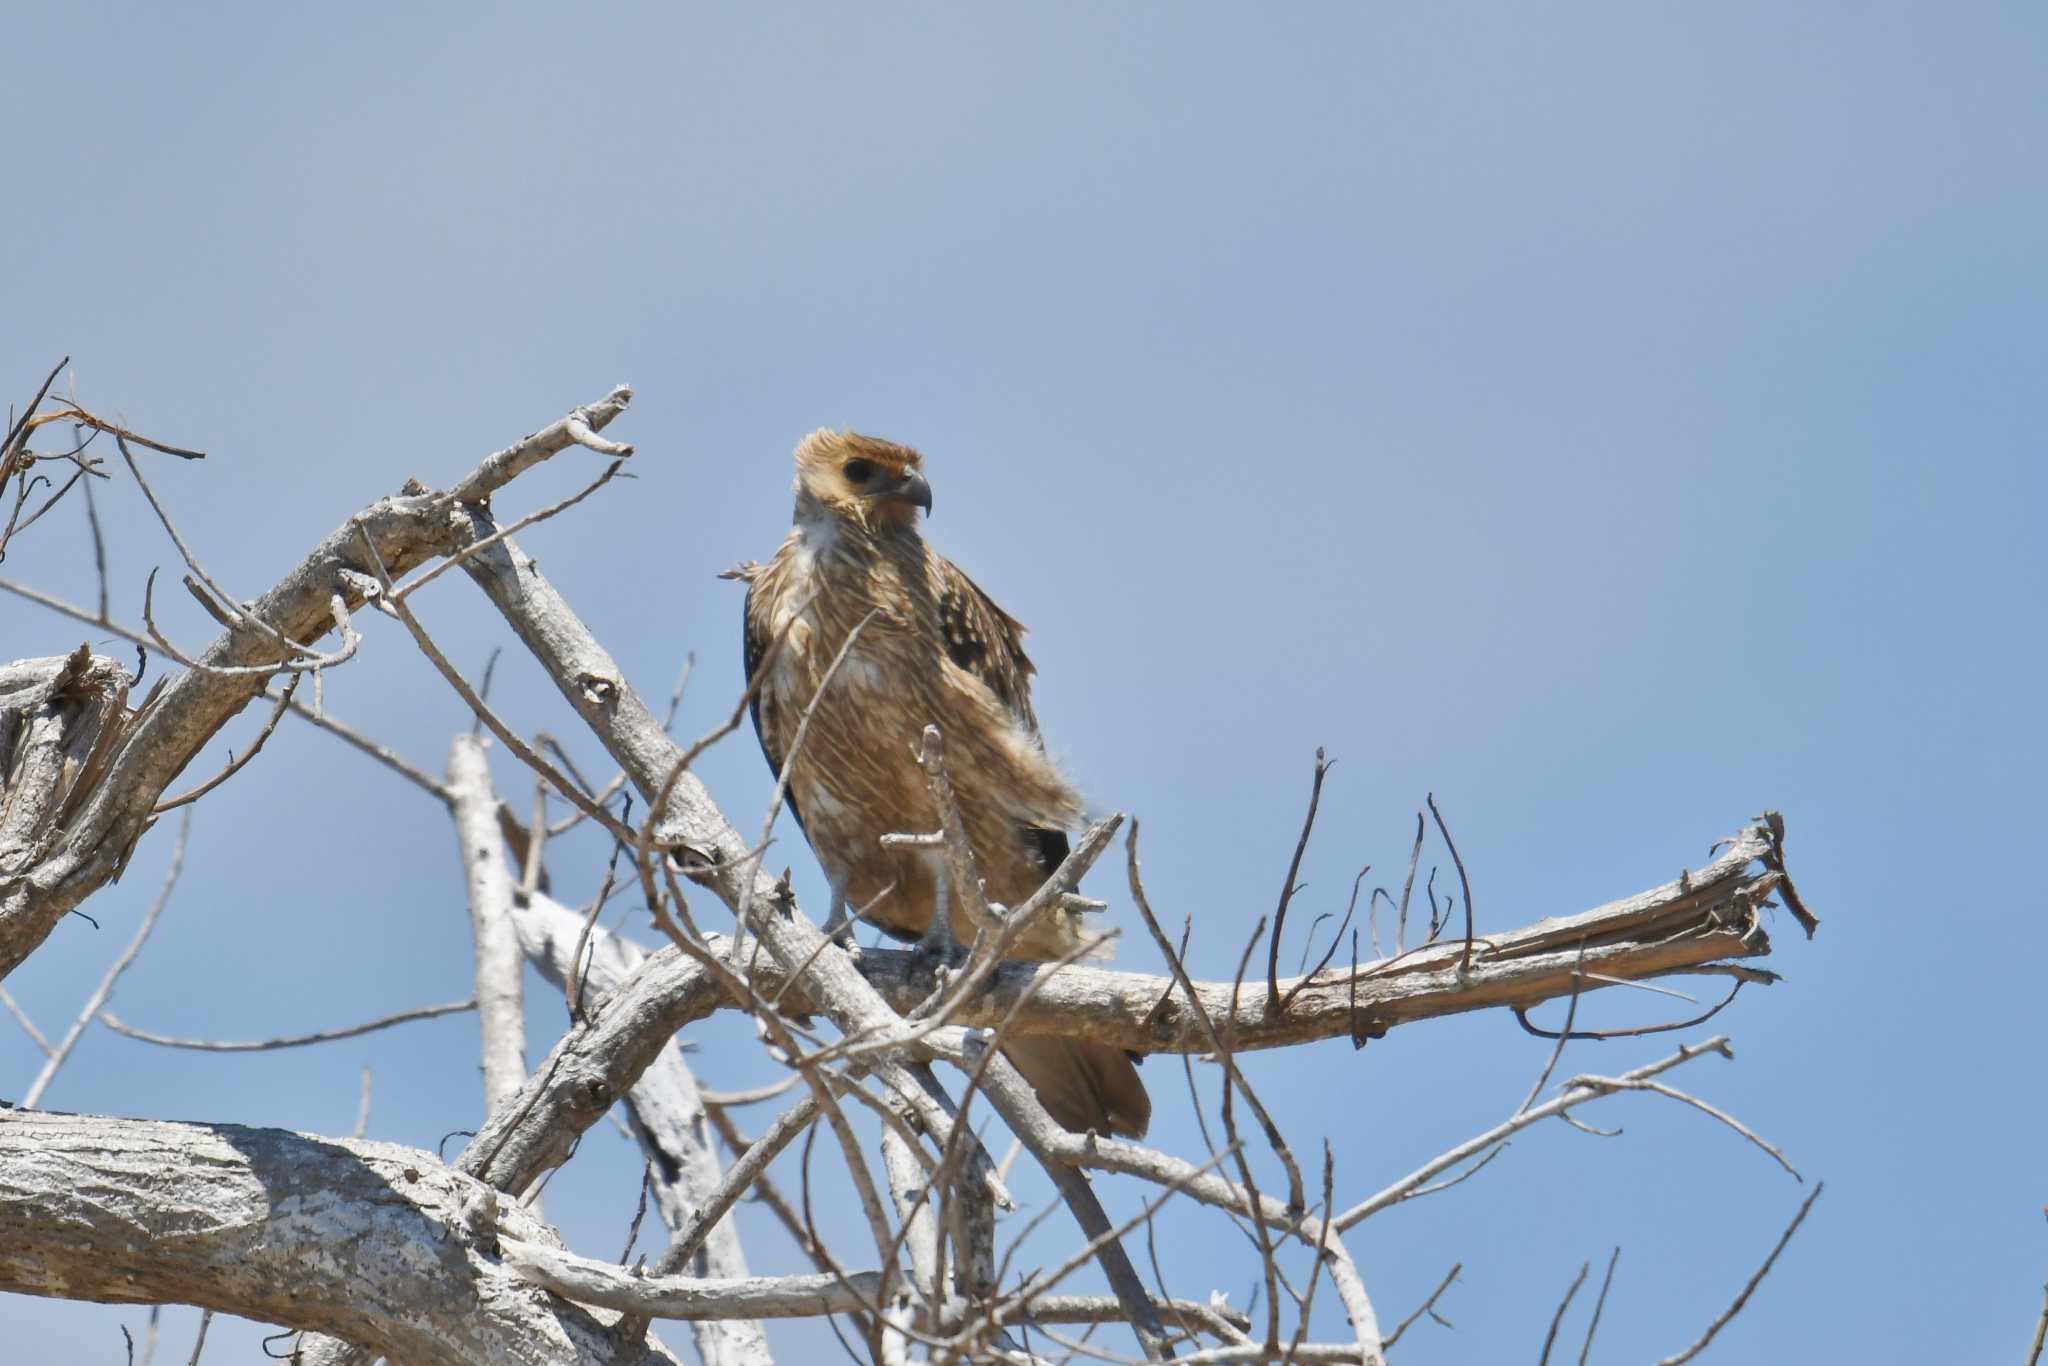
[1265,747,1329,1014]
[1653,1182,1823,1365]
[0,985,52,1056]
[150,672,299,814]
[1577,1247,1619,1366]
[1379,1263,1458,1351]
[446,820,1790,1227]
[508,888,772,1366]
[1537,1260,1588,1366]
[501,1237,881,1320]
[394,458,626,603]
[447,386,633,504]
[0,386,633,979]
[99,998,476,1052]
[447,734,530,1119]
[22,809,190,1109]
[1335,1038,1739,1231]
[1425,793,1475,977]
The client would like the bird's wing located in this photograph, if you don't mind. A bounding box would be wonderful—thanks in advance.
[742,575,804,837]
[931,552,1073,869]
[931,553,1042,735]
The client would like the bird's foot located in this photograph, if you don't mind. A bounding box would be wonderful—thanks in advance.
[911,921,968,995]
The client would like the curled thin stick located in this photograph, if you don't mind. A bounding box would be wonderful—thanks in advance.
[1425,793,1475,976]
[1514,974,1747,1043]
[1264,747,1329,1016]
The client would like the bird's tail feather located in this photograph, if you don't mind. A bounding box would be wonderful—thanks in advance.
[1002,1034,1151,1140]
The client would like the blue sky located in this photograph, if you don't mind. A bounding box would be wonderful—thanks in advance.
[3,3,2043,1361]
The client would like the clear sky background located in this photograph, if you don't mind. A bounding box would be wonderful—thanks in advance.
[3,4,2043,1362]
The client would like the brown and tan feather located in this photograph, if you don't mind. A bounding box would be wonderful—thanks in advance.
[742,430,1150,1137]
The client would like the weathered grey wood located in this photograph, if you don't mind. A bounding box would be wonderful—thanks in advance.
[459,825,1778,1205]
[0,1108,679,1366]
[0,648,132,881]
[515,888,773,1366]
[500,1237,884,1320]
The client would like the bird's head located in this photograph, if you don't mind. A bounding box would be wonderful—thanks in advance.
[791,429,933,532]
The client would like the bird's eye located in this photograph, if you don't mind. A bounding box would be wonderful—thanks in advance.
[843,459,876,486]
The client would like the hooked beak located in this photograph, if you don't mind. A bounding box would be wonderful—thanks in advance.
[890,469,933,517]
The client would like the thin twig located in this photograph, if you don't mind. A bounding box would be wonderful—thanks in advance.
[0,573,445,797]
[1514,974,1748,1042]
[1129,821,1306,1215]
[1517,942,1588,1115]
[1537,1260,1589,1366]
[185,1310,213,1366]
[1265,747,1329,1015]
[1577,1247,1619,1366]
[151,672,300,813]
[700,1075,803,1107]
[26,401,205,459]
[1613,1078,1802,1181]
[1394,813,1423,956]
[1379,1263,1459,1350]
[619,1162,655,1265]
[0,357,68,470]
[394,458,626,602]
[99,998,476,1051]
[1425,793,1475,976]
[353,525,636,845]
[0,985,52,1056]
[22,809,192,1109]
[1335,1037,1737,1231]
[1652,1183,1823,1365]
[82,471,110,622]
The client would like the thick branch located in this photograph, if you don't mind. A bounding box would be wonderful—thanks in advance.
[0,1108,677,1366]
[453,823,1787,1202]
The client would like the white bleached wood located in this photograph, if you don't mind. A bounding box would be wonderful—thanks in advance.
[447,734,528,1121]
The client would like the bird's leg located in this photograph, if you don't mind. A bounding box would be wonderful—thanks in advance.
[917,864,962,967]
[822,882,854,950]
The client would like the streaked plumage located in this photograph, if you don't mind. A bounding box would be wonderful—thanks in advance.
[742,430,1150,1139]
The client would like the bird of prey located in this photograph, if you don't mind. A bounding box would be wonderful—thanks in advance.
[741,430,1150,1139]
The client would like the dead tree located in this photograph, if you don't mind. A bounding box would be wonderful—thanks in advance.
[1,368,1832,1364]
